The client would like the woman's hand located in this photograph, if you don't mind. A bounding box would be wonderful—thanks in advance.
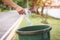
[2,0,25,15]
[16,6,25,15]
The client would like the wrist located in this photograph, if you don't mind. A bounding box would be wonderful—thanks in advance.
[15,6,21,10]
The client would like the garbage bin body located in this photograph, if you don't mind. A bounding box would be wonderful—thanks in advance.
[16,25,51,40]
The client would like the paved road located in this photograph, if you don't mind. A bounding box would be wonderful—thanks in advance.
[0,11,20,38]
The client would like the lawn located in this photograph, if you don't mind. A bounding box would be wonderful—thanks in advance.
[15,15,60,40]
[0,10,9,12]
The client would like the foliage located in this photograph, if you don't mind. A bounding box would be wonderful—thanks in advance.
[29,0,43,14]
[13,0,31,8]
[0,0,3,4]
[0,0,12,11]
[17,0,27,8]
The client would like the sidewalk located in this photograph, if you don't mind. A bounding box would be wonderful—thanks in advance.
[38,8,60,19]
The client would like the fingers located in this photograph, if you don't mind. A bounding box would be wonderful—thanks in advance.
[16,6,25,15]
[18,9,25,15]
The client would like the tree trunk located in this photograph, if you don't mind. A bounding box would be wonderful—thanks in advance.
[41,6,44,16]
[41,2,45,16]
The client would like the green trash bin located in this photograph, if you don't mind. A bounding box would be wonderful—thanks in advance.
[16,25,52,40]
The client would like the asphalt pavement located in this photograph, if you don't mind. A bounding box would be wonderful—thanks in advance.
[0,11,20,38]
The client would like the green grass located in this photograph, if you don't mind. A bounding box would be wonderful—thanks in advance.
[15,15,60,40]
[0,10,9,12]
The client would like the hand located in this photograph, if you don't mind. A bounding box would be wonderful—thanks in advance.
[16,6,25,15]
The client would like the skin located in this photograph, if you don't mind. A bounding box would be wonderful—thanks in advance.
[2,0,25,14]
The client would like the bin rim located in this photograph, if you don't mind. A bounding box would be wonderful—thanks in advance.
[16,25,52,35]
